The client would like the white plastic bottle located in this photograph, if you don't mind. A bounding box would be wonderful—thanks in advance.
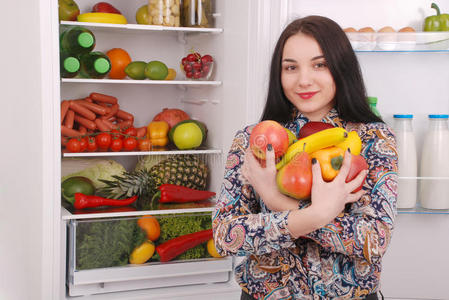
[393,114,417,209]
[419,114,449,209]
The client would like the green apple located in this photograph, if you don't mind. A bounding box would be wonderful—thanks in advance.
[171,122,204,150]
[136,5,150,25]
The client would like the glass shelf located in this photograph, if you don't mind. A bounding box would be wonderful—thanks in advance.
[61,78,222,86]
[62,148,222,157]
[398,206,449,215]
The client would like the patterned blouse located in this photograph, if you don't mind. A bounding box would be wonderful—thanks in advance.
[212,108,398,299]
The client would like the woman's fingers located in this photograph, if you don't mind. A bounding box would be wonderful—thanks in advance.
[336,149,352,182]
[346,188,365,203]
[311,158,324,185]
[265,144,276,170]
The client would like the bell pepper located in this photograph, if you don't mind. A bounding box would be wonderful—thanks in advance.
[424,3,449,31]
[147,121,169,146]
[335,131,362,155]
[311,147,345,181]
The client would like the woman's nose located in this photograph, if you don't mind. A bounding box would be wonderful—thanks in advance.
[297,68,313,87]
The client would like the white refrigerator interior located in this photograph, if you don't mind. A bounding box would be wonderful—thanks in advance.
[1,0,449,299]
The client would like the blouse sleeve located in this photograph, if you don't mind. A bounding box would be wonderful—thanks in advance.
[303,122,398,265]
[212,127,296,257]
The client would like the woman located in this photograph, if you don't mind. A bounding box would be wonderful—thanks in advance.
[212,16,397,300]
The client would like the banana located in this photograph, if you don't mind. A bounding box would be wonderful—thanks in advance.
[276,127,348,170]
[77,13,128,24]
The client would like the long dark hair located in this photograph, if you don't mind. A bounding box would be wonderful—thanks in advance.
[260,15,383,124]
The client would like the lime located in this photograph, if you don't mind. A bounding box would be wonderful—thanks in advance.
[125,61,147,80]
[145,61,168,80]
[172,122,203,150]
[136,5,150,25]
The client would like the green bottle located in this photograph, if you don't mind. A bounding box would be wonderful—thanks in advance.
[60,52,80,78]
[367,97,381,117]
[79,51,111,79]
[60,26,96,55]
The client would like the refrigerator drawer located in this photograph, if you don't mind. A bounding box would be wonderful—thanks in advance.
[67,212,233,296]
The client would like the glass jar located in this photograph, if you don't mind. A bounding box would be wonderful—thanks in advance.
[148,0,181,27]
[182,0,213,28]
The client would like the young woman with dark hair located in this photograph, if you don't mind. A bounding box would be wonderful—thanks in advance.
[213,15,397,299]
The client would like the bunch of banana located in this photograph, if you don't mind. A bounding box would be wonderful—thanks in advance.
[77,13,127,24]
[276,127,351,170]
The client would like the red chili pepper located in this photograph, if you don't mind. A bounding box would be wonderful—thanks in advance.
[74,193,138,210]
[154,184,216,203]
[154,229,213,262]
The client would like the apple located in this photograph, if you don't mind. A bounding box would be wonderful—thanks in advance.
[249,120,289,161]
[92,2,122,14]
[346,154,368,192]
[136,5,150,24]
[59,0,80,21]
[276,151,312,200]
[298,121,334,139]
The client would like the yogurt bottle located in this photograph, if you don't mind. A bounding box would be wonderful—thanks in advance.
[419,114,449,209]
[393,114,417,209]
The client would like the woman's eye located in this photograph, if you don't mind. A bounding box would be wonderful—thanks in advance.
[314,62,327,69]
[284,65,296,71]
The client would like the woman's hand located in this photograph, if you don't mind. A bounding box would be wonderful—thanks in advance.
[309,149,367,227]
[242,144,298,211]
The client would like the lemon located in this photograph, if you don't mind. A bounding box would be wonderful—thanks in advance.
[125,61,147,80]
[136,5,150,25]
[129,240,155,264]
[172,122,203,150]
[165,68,176,80]
[207,239,223,258]
[145,61,168,80]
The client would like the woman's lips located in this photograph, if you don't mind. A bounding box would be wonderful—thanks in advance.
[297,91,318,100]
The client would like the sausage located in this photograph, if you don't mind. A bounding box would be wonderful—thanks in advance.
[90,92,118,104]
[102,119,116,130]
[116,120,133,130]
[116,109,134,122]
[61,125,82,137]
[69,101,96,120]
[136,126,147,138]
[101,103,119,120]
[94,119,110,132]
[75,100,108,115]
[74,114,97,130]
[64,109,75,129]
[78,126,87,135]
[84,97,93,103]
[61,100,70,124]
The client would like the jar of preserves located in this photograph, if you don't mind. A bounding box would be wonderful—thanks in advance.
[182,0,213,28]
[148,0,181,27]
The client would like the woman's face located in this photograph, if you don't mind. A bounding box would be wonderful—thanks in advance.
[281,32,336,121]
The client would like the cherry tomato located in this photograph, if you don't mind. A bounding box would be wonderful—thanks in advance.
[96,132,112,151]
[111,129,123,140]
[87,136,97,152]
[201,55,213,64]
[123,137,138,151]
[79,137,88,152]
[110,138,123,152]
[123,127,137,137]
[66,138,81,153]
[138,138,152,151]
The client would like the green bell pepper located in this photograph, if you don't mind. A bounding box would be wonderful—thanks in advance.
[424,3,449,31]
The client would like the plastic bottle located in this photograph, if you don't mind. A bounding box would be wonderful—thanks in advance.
[78,51,111,79]
[393,114,417,208]
[60,26,96,55]
[419,114,449,209]
[367,97,381,117]
[60,52,80,78]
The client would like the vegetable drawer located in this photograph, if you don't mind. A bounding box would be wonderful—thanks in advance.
[67,212,233,296]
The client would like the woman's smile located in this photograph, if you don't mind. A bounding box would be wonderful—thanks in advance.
[297,91,318,99]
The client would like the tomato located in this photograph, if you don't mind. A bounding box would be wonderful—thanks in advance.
[138,138,152,151]
[87,136,97,152]
[96,132,112,150]
[110,138,123,152]
[110,129,123,140]
[123,127,137,137]
[66,138,81,153]
[79,137,88,152]
[123,137,138,151]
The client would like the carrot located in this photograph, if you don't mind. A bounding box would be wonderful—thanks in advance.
[61,125,81,137]
[69,101,96,121]
[136,126,147,138]
[101,103,119,120]
[76,100,108,115]
[90,92,118,104]
[60,100,70,124]
[94,119,110,132]
[116,109,134,122]
[74,114,96,130]
[64,109,75,129]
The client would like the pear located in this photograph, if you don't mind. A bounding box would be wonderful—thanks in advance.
[276,151,312,200]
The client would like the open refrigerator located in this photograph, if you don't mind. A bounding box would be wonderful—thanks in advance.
[2,0,449,299]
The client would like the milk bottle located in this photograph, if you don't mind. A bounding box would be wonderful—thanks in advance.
[393,114,417,209]
[419,114,449,209]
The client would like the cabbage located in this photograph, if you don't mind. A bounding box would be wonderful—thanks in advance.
[61,158,126,189]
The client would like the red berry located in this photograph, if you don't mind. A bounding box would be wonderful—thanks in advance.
[184,64,193,72]
[192,62,202,71]
[186,71,194,78]
[201,55,213,64]
[187,54,197,62]
[193,71,202,79]
[181,57,188,65]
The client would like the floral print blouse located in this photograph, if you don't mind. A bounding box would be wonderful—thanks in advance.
[212,108,398,299]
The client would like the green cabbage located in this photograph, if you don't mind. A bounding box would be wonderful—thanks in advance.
[61,158,126,189]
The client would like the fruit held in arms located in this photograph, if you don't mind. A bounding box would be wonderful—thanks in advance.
[298,121,334,139]
[170,120,206,150]
[249,120,289,161]
[106,48,132,79]
[92,2,122,14]
[136,4,150,24]
[145,61,169,80]
[59,0,80,21]
[152,108,190,129]
[276,151,312,200]
[285,128,297,145]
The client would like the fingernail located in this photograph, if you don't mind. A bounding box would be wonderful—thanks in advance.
[267,144,272,151]
[347,147,351,153]
[311,158,317,164]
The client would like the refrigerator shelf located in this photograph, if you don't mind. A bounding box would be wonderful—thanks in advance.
[60,21,223,34]
[61,78,222,86]
[397,207,449,215]
[63,148,222,157]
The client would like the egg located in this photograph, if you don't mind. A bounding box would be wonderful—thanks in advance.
[397,26,417,49]
[377,26,397,50]
[358,27,375,33]
[378,26,396,33]
[343,27,357,33]
[398,26,416,33]
[357,27,376,50]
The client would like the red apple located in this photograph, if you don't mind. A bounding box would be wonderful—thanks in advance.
[276,151,312,200]
[346,154,368,192]
[298,121,334,139]
[92,2,122,14]
[249,120,289,161]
